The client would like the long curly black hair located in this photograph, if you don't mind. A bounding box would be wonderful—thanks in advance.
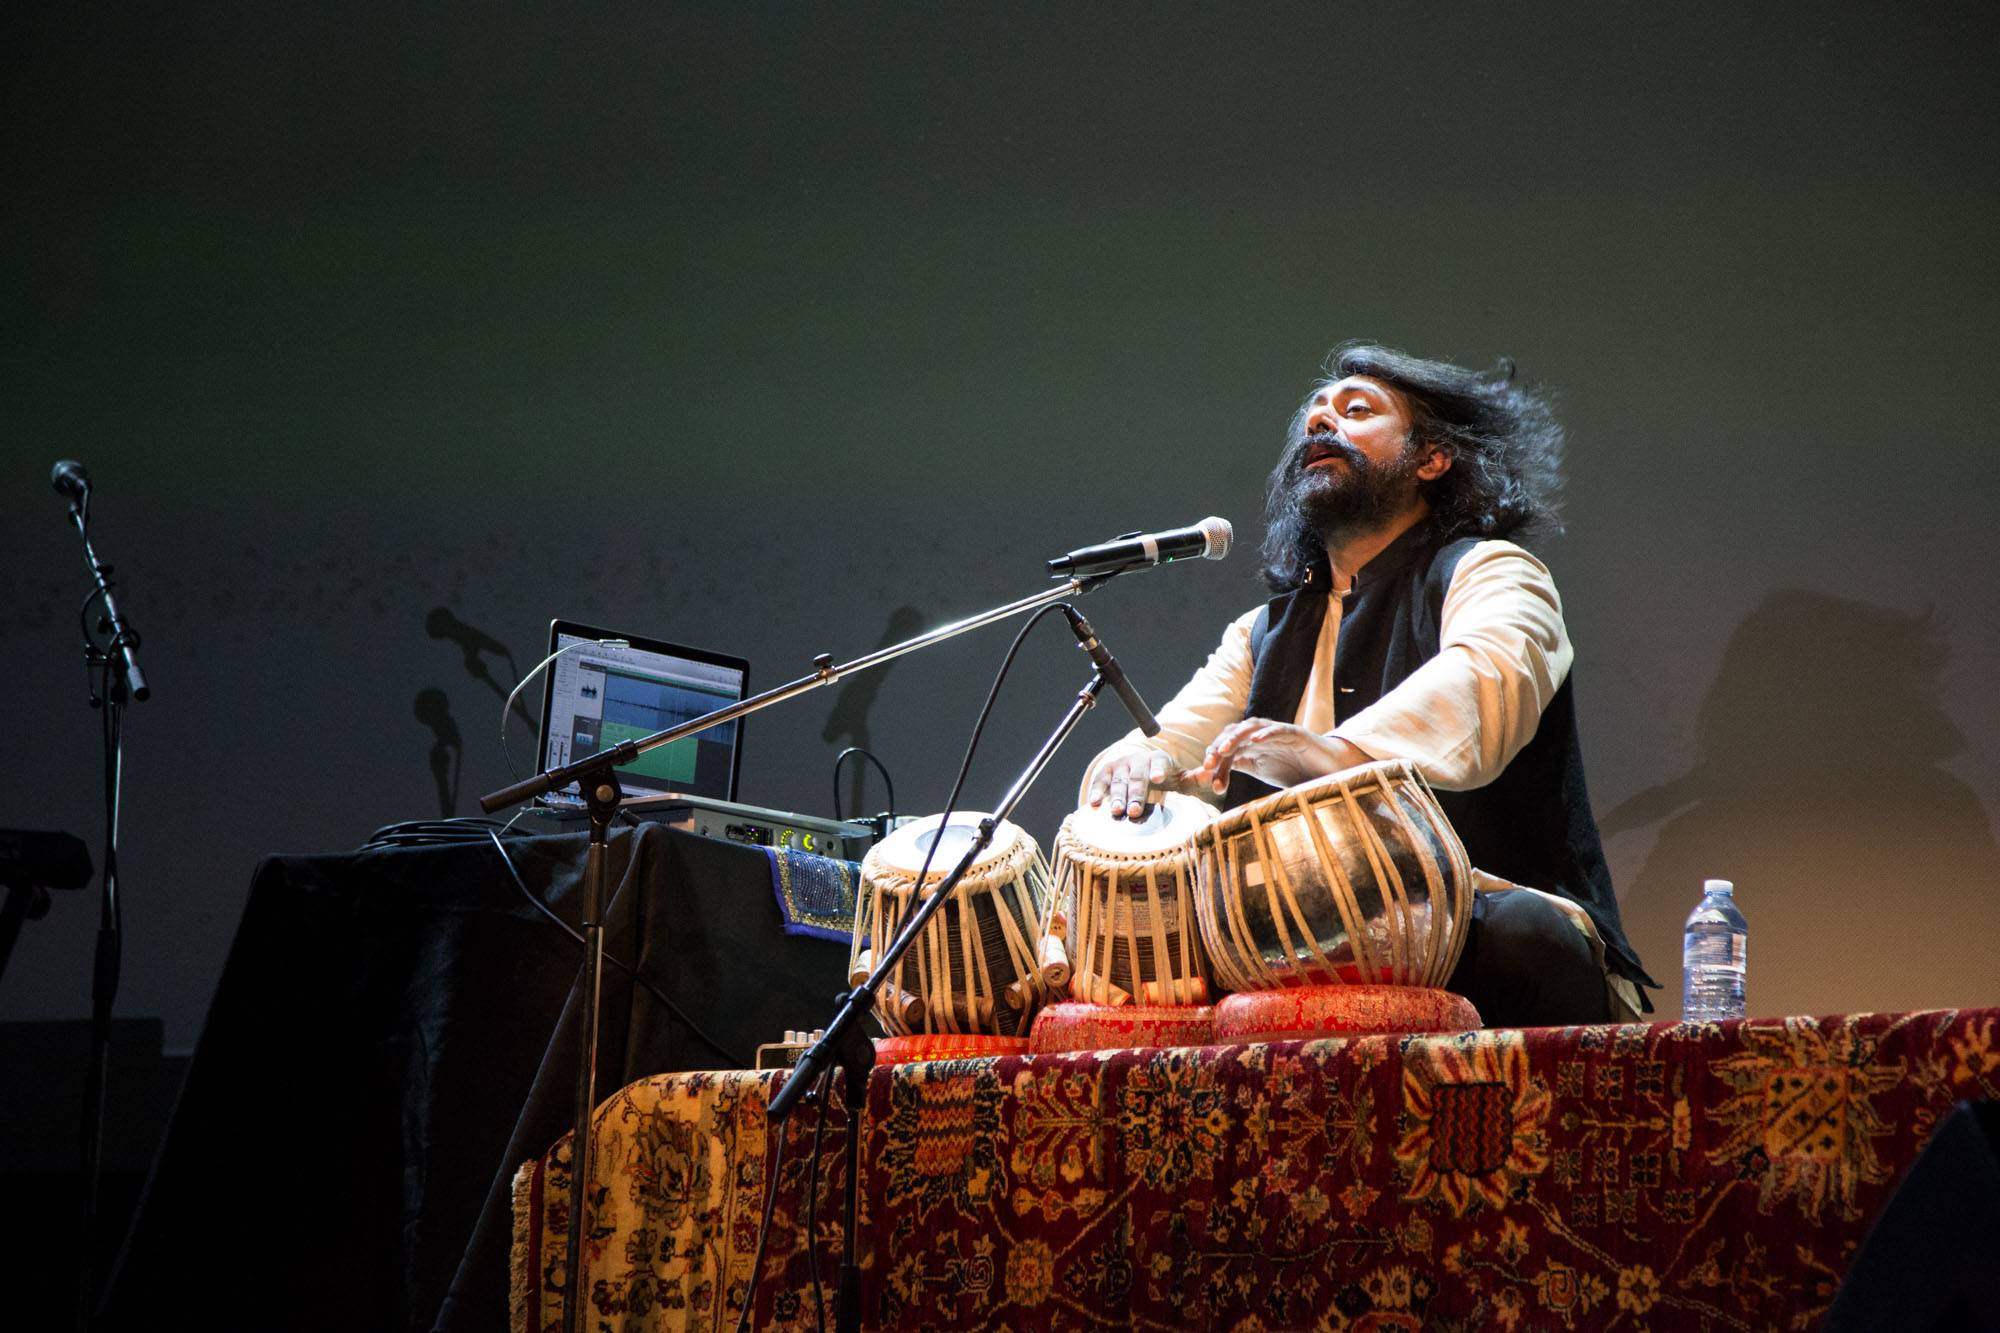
[1258,343,1566,591]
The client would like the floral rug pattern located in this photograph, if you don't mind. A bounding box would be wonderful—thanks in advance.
[514,1008,1999,1331]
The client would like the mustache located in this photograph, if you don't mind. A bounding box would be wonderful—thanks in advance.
[1295,432,1363,472]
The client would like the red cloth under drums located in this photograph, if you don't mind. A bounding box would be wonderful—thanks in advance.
[873,1034,1030,1065]
[1214,984,1481,1042]
[1028,1001,1217,1053]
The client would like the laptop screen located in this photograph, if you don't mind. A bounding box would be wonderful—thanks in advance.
[537,620,749,805]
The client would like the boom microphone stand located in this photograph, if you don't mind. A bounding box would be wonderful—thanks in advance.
[477,573,1115,1333]
[765,624,1147,1333]
[50,461,150,1333]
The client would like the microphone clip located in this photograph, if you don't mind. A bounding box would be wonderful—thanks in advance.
[1059,604,1160,738]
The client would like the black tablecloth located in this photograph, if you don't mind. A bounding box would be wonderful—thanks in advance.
[100,824,849,1332]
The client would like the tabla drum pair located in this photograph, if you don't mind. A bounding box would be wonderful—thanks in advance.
[852,759,1483,1060]
[1042,759,1480,1046]
[1048,759,1477,998]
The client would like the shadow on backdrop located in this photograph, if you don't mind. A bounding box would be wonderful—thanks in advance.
[413,688,462,818]
[1603,589,2000,1018]
[823,605,925,819]
[426,606,533,729]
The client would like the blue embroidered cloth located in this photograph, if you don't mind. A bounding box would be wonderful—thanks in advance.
[763,845,860,942]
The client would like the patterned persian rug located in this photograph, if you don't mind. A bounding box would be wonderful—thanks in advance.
[515,1007,2000,1331]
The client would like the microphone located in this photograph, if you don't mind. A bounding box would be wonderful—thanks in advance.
[1047,516,1232,578]
[51,459,91,503]
[48,459,149,701]
[1060,606,1160,738]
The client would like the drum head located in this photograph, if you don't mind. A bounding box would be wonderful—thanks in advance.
[1062,791,1215,858]
[857,810,1057,1038]
[868,811,1028,887]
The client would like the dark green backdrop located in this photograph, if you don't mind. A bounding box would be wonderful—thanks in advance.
[6,2,1998,1048]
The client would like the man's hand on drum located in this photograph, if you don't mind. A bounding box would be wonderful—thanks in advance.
[1086,746,1178,821]
[1190,719,1371,795]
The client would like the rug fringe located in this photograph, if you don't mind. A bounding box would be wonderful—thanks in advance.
[509,1157,541,1333]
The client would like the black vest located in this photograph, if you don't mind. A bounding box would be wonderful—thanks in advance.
[1226,522,1656,992]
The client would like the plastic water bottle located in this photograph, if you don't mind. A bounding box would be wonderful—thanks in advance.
[1682,878,1748,1021]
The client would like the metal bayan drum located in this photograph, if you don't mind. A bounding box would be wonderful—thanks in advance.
[1190,760,1473,992]
[1053,792,1216,1007]
[851,812,1069,1038]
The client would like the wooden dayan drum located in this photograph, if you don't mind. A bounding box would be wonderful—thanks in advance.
[1051,792,1216,1007]
[1190,759,1474,993]
[852,812,1068,1040]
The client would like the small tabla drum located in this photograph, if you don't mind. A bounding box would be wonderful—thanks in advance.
[851,812,1068,1042]
[1190,759,1474,994]
[1052,792,1216,1007]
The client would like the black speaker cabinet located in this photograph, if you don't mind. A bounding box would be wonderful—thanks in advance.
[1824,1099,2000,1332]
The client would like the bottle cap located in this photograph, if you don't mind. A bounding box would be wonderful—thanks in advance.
[1703,878,1734,895]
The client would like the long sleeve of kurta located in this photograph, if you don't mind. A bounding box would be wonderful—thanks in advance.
[1076,539,1572,801]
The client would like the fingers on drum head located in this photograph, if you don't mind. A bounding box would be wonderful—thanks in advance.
[1056,793,1218,1009]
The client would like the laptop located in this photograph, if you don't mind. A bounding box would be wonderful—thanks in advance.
[534,619,750,810]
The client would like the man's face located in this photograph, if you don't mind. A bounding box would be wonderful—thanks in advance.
[1283,375,1438,535]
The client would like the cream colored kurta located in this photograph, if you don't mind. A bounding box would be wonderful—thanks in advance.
[1078,539,1573,800]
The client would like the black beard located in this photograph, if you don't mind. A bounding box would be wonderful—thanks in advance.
[1289,433,1423,537]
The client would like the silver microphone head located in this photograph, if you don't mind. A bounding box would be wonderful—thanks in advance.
[1198,516,1233,559]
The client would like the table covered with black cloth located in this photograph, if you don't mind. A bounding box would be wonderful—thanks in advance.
[99,823,850,1333]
